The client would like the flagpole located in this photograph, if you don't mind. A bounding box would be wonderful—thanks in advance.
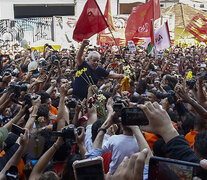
[94,0,122,55]
[152,18,156,55]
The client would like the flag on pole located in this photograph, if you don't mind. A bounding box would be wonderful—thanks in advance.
[104,0,116,31]
[73,0,108,42]
[154,22,171,51]
[153,0,161,20]
[125,0,161,42]
[147,19,155,55]
[186,13,207,42]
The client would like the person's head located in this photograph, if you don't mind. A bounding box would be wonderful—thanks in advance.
[39,171,59,180]
[87,51,101,70]
[194,131,207,160]
[36,92,51,107]
[56,76,69,87]
[61,154,82,180]
[194,115,206,132]
[37,104,50,125]
[146,90,158,103]
[136,80,147,94]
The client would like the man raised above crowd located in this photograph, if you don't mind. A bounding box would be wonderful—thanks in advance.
[73,39,124,100]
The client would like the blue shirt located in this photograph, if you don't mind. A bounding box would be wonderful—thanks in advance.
[72,61,109,100]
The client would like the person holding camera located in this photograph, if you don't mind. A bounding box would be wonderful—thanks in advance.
[72,39,125,100]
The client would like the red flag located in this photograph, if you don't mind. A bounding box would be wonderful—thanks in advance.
[73,0,108,42]
[153,0,161,20]
[104,0,116,31]
[186,13,207,42]
[125,1,153,42]
[125,0,160,42]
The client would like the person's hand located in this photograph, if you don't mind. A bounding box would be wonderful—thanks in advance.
[51,79,57,87]
[19,129,29,147]
[106,97,114,114]
[101,111,115,130]
[48,112,57,121]
[200,159,207,170]
[175,83,191,103]
[35,74,47,84]
[75,101,82,112]
[18,104,28,116]
[55,137,64,147]
[107,124,118,136]
[106,149,148,180]
[127,125,140,133]
[59,83,69,96]
[82,39,90,47]
[74,127,85,145]
[138,102,178,143]
[88,85,98,95]
[119,74,125,79]
[32,95,41,107]
[161,98,170,110]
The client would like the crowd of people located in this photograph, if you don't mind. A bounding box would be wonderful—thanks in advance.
[0,39,207,179]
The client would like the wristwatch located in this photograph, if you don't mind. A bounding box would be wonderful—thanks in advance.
[97,127,107,134]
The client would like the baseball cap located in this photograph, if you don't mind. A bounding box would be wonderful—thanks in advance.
[0,127,8,145]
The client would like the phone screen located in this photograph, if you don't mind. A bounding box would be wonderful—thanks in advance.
[75,163,104,180]
[149,157,207,180]
[121,107,149,126]
[11,124,25,136]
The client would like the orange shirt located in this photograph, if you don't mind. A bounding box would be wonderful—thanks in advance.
[50,105,58,124]
[144,132,159,151]
[185,130,198,149]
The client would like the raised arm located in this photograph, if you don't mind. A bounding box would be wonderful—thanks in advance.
[175,84,207,119]
[77,39,89,66]
[4,105,28,131]
[25,96,41,132]
[128,126,153,165]
[0,129,29,179]
[29,137,64,180]
[57,83,70,131]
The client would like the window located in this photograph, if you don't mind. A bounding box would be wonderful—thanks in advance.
[120,2,142,14]
[200,4,204,8]
[14,4,75,18]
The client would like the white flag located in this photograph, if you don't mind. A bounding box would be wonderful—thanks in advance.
[155,22,171,51]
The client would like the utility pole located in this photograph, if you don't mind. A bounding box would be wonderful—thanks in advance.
[117,0,119,15]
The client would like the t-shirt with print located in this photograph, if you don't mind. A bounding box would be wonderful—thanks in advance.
[72,61,109,100]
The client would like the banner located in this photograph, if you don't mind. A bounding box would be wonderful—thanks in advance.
[186,13,207,42]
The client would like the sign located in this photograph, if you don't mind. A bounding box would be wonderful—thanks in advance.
[21,40,29,49]
[128,40,136,52]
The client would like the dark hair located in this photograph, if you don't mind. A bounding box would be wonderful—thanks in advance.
[194,131,207,159]
[61,154,82,180]
[37,104,50,119]
[166,75,178,90]
[53,143,72,162]
[36,92,51,104]
[194,115,206,131]
[182,113,195,135]
[39,171,58,180]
